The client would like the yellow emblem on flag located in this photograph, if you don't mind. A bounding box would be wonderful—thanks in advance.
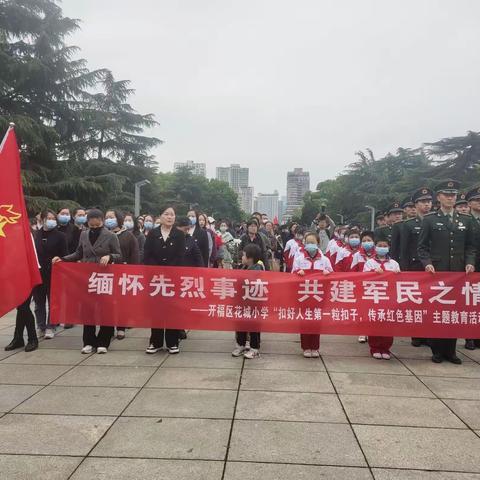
[0,205,21,238]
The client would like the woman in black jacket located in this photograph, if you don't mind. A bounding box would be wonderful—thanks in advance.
[144,205,186,354]
[33,209,68,339]
[187,209,209,267]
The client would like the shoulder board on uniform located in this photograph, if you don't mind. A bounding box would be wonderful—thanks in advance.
[404,217,418,224]
[424,212,436,216]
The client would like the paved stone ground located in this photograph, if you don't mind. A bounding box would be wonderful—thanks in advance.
[1,311,480,479]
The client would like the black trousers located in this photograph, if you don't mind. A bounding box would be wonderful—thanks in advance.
[33,277,52,330]
[236,332,261,349]
[150,328,179,349]
[83,325,114,348]
[430,338,457,358]
[14,295,37,343]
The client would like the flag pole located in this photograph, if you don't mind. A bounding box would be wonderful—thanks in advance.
[0,122,15,151]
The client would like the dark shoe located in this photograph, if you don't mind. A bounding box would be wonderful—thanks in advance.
[25,341,38,352]
[411,338,422,347]
[465,340,476,350]
[432,354,443,363]
[179,330,187,340]
[475,340,480,348]
[4,339,25,351]
[63,324,74,329]
[447,356,462,365]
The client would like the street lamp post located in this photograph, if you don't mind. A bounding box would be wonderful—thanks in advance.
[365,205,375,231]
[134,179,151,217]
[335,213,344,224]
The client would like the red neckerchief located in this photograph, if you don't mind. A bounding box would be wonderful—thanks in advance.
[359,246,376,259]
[374,255,390,270]
[336,239,345,248]
[304,249,324,269]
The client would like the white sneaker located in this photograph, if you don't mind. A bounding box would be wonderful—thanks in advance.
[232,345,248,357]
[168,346,180,354]
[116,330,126,340]
[358,336,367,343]
[244,348,259,359]
[303,349,312,358]
[382,353,391,360]
[81,345,93,354]
[311,350,320,358]
[96,347,108,354]
[372,352,382,359]
[44,328,55,339]
[146,344,162,354]
[245,340,251,350]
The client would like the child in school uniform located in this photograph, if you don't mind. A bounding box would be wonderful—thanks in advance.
[363,239,400,360]
[232,243,264,359]
[334,228,361,272]
[325,225,348,265]
[283,227,305,272]
[292,231,333,358]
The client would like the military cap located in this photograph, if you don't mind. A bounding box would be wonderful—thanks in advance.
[435,179,460,194]
[466,185,480,202]
[455,193,468,206]
[412,187,433,203]
[401,196,415,209]
[387,201,403,214]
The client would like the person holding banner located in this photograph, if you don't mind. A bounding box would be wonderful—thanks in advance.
[418,180,476,364]
[292,231,333,358]
[363,238,400,359]
[144,205,186,354]
[52,209,121,354]
[283,227,304,272]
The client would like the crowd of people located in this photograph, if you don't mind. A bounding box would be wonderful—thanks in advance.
[4,179,480,366]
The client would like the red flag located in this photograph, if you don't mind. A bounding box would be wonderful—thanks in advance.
[0,125,42,317]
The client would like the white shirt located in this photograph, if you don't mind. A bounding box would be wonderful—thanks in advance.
[363,257,400,273]
[292,249,333,273]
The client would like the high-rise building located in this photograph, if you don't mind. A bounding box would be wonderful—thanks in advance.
[256,190,279,221]
[278,195,287,222]
[239,186,254,214]
[285,168,310,218]
[216,164,252,213]
[174,160,206,177]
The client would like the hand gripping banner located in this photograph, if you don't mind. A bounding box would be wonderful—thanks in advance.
[51,263,480,337]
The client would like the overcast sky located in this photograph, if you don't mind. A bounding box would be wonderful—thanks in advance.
[62,0,480,196]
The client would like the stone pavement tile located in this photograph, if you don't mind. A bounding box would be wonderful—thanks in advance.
[354,425,480,471]
[331,373,433,397]
[372,469,480,479]
[420,376,480,400]
[53,365,156,387]
[260,341,305,355]
[391,345,472,362]
[241,369,334,393]
[0,454,82,480]
[320,342,373,357]
[324,356,412,375]
[341,394,465,428]
[458,347,480,363]
[0,364,72,385]
[146,367,240,390]
[162,352,242,369]
[14,385,138,416]
[71,458,223,480]
[0,413,114,455]
[225,462,373,479]
[91,417,230,459]
[109,337,151,351]
[185,330,234,341]
[1,348,86,365]
[180,340,235,353]
[321,335,362,344]
[54,326,83,336]
[444,400,480,429]
[236,391,347,423]
[259,333,299,342]
[0,335,15,348]
[244,353,325,371]
[401,359,480,378]
[0,385,42,412]
[0,326,16,336]
[82,350,166,367]
[123,388,237,418]
[229,420,366,466]
[35,336,82,350]
[0,349,18,361]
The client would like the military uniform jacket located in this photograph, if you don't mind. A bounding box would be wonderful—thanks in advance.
[390,222,403,261]
[417,211,476,272]
[470,214,480,271]
[374,225,393,244]
[399,217,423,271]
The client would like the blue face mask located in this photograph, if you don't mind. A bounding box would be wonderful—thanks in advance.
[124,220,134,230]
[74,215,87,225]
[58,214,71,225]
[105,218,118,230]
[304,243,319,255]
[376,246,389,256]
[144,221,154,230]
[189,216,197,226]
[362,241,374,251]
[45,219,57,230]
[349,238,360,248]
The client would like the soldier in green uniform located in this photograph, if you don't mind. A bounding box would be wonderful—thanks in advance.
[391,197,416,262]
[418,180,476,364]
[399,187,433,347]
[375,202,403,245]
[465,186,480,350]
[455,193,470,215]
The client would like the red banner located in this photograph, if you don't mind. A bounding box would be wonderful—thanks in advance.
[51,263,480,338]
